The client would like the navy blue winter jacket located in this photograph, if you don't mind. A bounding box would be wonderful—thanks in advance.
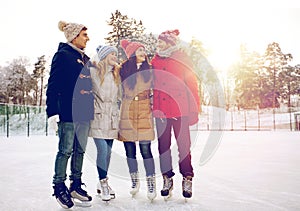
[46,42,94,122]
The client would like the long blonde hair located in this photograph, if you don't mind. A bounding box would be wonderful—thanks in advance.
[92,56,120,85]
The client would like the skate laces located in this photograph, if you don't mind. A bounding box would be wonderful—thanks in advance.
[163,176,173,190]
[71,181,88,196]
[147,175,156,192]
[53,185,72,203]
[60,190,71,202]
[77,184,88,196]
[103,186,109,195]
[183,177,192,192]
[108,185,114,192]
[131,173,139,188]
[105,177,114,193]
[101,179,110,195]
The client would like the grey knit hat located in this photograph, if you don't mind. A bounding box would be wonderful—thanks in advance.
[58,21,86,42]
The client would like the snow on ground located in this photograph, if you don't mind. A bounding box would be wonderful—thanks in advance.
[1,131,300,211]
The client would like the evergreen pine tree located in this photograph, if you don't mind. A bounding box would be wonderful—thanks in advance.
[32,55,47,106]
[105,10,157,61]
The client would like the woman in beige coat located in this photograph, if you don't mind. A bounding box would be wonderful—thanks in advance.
[118,39,156,201]
[89,45,120,201]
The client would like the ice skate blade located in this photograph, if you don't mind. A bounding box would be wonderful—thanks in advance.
[163,195,172,201]
[73,198,92,207]
[164,196,169,201]
[147,193,157,202]
[98,193,115,199]
[55,198,74,209]
[97,189,115,199]
[101,198,111,202]
[130,190,139,196]
[184,197,192,203]
[100,194,112,202]
[130,190,139,198]
[148,197,156,202]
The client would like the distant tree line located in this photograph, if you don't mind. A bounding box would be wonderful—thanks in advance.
[0,55,47,105]
[0,10,299,111]
[228,42,300,109]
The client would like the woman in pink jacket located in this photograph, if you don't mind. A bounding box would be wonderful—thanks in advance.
[151,29,200,199]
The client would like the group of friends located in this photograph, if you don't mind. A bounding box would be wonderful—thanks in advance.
[46,20,200,209]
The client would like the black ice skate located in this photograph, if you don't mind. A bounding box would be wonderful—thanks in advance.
[52,183,74,209]
[69,179,92,207]
[182,176,192,199]
[161,175,173,200]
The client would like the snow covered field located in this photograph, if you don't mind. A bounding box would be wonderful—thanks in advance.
[1,131,300,211]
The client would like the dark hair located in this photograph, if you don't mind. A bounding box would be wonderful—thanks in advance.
[73,27,88,40]
[120,56,151,90]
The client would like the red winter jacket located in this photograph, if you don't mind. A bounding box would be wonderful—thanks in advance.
[151,50,200,124]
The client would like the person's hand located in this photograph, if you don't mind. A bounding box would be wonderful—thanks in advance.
[48,114,60,123]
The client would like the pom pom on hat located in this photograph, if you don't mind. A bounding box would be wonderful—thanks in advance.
[58,20,86,42]
[120,39,144,59]
[58,21,67,32]
[158,29,180,46]
[96,45,118,61]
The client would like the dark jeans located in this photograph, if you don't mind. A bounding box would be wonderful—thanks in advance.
[123,141,155,176]
[53,121,90,184]
[94,138,113,180]
[155,117,194,178]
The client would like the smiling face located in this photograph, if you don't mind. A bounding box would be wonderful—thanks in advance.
[106,51,118,66]
[135,46,146,63]
[157,39,171,51]
[72,29,89,49]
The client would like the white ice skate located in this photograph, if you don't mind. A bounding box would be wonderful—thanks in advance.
[130,172,140,196]
[146,174,157,201]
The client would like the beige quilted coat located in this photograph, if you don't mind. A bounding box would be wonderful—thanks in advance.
[118,72,154,142]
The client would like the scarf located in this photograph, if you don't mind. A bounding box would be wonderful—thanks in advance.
[67,42,85,57]
[157,45,179,58]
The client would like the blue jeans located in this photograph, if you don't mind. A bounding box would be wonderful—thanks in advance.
[93,138,113,180]
[53,121,90,184]
[123,141,155,176]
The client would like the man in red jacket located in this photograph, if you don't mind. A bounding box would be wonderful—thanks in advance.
[151,29,200,199]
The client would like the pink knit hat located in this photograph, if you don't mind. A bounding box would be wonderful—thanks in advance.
[158,29,180,46]
[120,39,144,58]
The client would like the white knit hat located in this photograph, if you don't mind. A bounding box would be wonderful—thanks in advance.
[96,45,118,61]
[58,21,86,42]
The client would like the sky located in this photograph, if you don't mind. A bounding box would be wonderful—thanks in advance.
[1,0,300,71]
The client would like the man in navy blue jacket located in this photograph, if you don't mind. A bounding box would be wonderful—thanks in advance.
[46,20,94,209]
